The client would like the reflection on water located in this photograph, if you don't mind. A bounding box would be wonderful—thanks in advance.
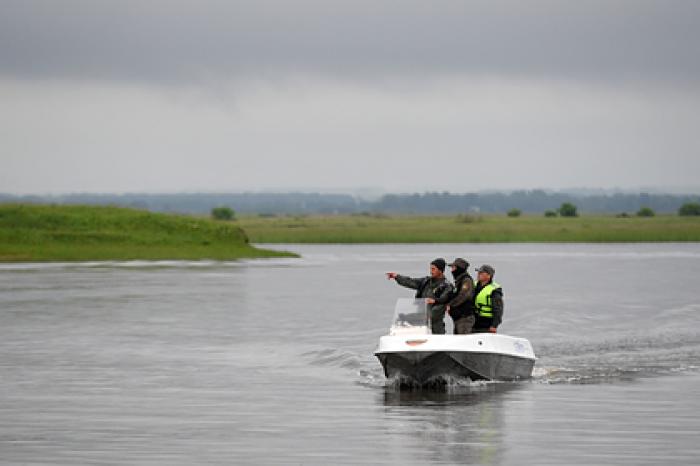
[380,383,520,466]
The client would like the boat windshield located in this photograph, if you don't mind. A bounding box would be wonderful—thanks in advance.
[389,298,430,335]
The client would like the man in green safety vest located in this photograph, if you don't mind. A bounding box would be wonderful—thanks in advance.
[473,264,503,333]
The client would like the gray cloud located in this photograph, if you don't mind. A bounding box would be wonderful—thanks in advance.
[2,76,699,194]
[2,0,699,85]
[2,1,699,195]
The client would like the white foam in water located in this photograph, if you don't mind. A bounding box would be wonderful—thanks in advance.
[530,366,551,379]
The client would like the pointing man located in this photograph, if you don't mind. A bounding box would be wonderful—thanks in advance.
[386,258,453,334]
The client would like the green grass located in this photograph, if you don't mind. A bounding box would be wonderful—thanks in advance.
[237,213,700,243]
[4,206,697,261]
[0,204,296,262]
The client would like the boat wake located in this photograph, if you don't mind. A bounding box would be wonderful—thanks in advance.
[304,326,700,389]
[531,329,700,384]
[303,347,522,390]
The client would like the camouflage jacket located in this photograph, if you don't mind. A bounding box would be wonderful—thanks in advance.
[447,271,475,320]
[395,275,453,317]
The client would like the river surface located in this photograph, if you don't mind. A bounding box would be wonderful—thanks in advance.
[1,243,699,465]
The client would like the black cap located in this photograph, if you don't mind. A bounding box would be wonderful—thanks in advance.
[431,258,446,272]
[448,258,469,269]
[476,264,495,276]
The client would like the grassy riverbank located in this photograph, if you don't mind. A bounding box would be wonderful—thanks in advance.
[238,213,700,243]
[0,204,296,262]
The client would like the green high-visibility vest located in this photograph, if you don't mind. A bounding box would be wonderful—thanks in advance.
[474,281,501,318]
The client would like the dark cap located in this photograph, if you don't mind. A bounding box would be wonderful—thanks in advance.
[448,258,469,269]
[476,264,495,276]
[430,258,446,272]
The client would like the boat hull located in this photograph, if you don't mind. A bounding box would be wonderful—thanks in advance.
[375,333,536,385]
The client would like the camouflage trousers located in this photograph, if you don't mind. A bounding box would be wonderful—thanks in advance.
[453,315,475,334]
[430,316,446,335]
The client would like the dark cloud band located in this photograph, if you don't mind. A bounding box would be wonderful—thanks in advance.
[1,0,699,84]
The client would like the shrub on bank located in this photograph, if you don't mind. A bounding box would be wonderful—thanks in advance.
[637,207,655,217]
[211,206,235,221]
[558,203,578,217]
[507,208,521,217]
[679,202,700,216]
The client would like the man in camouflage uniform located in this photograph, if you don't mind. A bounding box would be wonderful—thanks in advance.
[386,258,453,334]
[446,258,476,334]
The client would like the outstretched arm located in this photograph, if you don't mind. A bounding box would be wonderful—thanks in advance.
[388,274,423,290]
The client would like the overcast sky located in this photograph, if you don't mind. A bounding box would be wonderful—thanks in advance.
[1,0,699,194]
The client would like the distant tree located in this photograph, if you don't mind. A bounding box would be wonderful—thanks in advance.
[558,202,578,217]
[507,208,521,217]
[636,207,655,217]
[679,202,700,216]
[544,210,558,217]
[211,206,235,221]
[616,212,631,218]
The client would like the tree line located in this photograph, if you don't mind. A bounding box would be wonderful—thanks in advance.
[1,190,699,216]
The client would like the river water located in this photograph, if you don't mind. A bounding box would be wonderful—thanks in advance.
[1,243,699,465]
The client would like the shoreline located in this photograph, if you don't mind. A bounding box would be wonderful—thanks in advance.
[0,204,297,263]
[2,205,698,262]
[237,214,700,244]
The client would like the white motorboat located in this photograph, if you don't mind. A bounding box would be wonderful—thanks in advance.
[375,298,536,385]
